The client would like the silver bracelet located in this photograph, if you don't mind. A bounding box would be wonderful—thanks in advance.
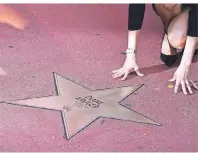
[120,48,136,55]
[126,48,136,53]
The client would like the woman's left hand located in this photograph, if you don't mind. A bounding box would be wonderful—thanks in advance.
[169,63,198,94]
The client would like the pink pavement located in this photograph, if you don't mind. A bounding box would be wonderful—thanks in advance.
[0,4,198,152]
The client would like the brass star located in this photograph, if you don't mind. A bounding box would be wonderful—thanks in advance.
[2,73,160,139]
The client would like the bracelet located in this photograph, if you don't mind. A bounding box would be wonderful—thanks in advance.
[126,48,136,54]
[120,48,136,55]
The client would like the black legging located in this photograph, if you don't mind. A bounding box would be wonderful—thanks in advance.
[128,4,198,37]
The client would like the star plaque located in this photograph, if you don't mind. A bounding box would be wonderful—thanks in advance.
[2,73,160,139]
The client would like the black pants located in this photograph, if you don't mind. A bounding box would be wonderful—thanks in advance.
[128,4,198,37]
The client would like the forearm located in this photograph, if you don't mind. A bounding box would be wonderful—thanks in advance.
[180,36,198,66]
[127,30,140,50]
[127,4,145,51]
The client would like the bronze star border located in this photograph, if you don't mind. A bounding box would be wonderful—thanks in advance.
[1,72,161,139]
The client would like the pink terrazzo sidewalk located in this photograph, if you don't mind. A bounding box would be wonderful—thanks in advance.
[0,4,198,152]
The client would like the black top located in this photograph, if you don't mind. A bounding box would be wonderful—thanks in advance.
[128,4,198,37]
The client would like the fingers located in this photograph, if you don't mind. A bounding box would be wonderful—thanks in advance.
[173,80,198,95]
[112,70,124,79]
[170,73,188,95]
[112,65,144,80]
[181,81,187,95]
[171,77,195,95]
[190,80,198,90]
[169,74,179,94]
[113,68,132,80]
[121,71,130,80]
[135,70,144,77]
[174,79,180,94]
[112,69,122,78]
[134,65,144,77]
[112,69,121,74]
[185,80,193,94]
[169,74,176,82]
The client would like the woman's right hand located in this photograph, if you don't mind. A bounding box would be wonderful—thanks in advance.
[112,53,144,80]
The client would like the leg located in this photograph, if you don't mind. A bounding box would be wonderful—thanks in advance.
[160,34,177,66]
[153,4,181,66]
[153,4,186,66]
[167,7,190,49]
[154,4,182,32]
[168,7,198,55]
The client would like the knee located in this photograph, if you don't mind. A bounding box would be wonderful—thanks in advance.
[163,4,178,10]
[168,34,186,49]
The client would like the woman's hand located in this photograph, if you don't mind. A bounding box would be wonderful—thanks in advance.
[169,36,198,95]
[169,63,198,94]
[112,51,144,80]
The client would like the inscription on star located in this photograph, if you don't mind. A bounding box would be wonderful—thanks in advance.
[63,95,104,112]
[75,95,104,108]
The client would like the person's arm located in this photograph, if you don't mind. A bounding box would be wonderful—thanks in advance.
[112,4,146,80]
[127,4,145,50]
[181,4,198,65]
[169,5,198,94]
[181,37,197,66]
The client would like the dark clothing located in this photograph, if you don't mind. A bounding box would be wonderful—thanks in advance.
[128,4,198,37]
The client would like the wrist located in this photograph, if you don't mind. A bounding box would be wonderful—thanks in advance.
[180,60,191,67]
[180,53,193,67]
[126,48,136,54]
[126,48,136,59]
[120,48,136,56]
